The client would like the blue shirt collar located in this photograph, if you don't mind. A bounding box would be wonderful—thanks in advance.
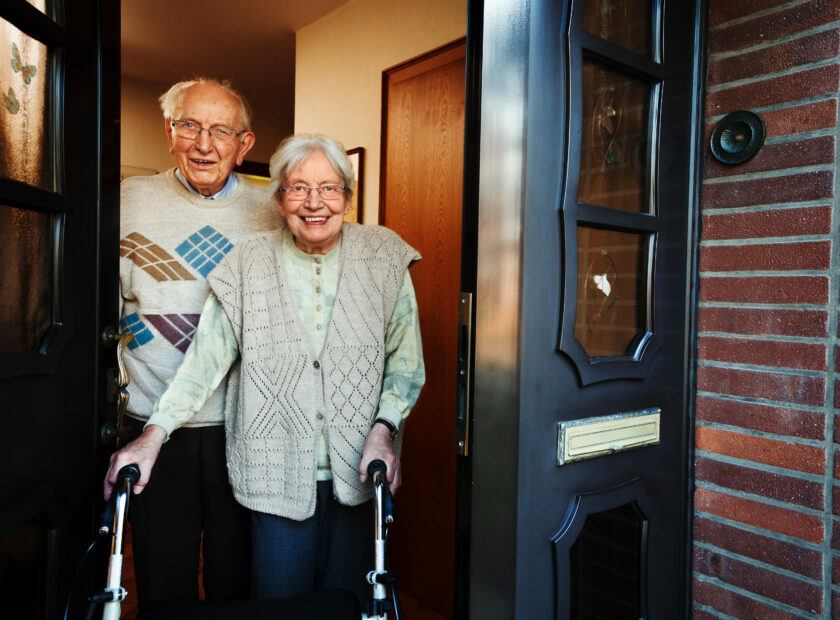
[174,168,238,199]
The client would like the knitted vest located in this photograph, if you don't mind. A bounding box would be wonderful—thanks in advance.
[208,223,420,520]
[119,169,281,425]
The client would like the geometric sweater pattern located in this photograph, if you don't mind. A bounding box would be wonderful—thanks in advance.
[120,169,282,424]
[208,223,420,520]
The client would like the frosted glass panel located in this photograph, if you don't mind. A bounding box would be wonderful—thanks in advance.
[578,61,651,213]
[575,227,648,358]
[583,0,653,56]
[0,205,54,353]
[0,20,54,190]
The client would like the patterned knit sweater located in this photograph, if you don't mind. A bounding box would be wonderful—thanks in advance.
[119,169,282,426]
[208,224,420,519]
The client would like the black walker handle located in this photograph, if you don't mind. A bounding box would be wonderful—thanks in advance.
[367,459,393,523]
[99,464,141,535]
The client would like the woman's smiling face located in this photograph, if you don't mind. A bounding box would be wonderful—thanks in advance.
[278,150,349,255]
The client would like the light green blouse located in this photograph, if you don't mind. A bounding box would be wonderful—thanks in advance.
[147,227,425,481]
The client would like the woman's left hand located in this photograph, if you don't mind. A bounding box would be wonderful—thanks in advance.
[359,423,401,493]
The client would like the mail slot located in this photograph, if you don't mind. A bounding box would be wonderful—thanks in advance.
[557,408,661,466]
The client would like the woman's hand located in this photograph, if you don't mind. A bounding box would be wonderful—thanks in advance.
[359,422,401,493]
[103,424,167,500]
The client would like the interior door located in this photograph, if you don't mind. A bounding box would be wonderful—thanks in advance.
[0,1,119,617]
[380,39,466,618]
[469,0,703,618]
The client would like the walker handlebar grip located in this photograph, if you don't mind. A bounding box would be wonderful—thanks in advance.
[117,464,141,486]
[367,459,394,524]
[367,459,388,479]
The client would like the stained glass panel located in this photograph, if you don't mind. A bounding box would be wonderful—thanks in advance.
[583,0,653,56]
[578,61,651,213]
[0,20,54,191]
[0,205,54,353]
[575,227,648,358]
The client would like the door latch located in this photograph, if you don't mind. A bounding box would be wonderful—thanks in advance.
[100,326,134,445]
[455,292,473,456]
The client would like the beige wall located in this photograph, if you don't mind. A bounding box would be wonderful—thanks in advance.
[295,0,467,224]
[120,75,293,174]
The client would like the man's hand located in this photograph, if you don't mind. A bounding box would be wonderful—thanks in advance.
[358,422,401,493]
[104,424,167,500]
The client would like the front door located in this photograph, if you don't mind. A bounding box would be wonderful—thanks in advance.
[468,0,702,617]
[0,1,119,616]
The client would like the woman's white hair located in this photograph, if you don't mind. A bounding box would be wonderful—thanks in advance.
[158,77,253,130]
[268,134,355,202]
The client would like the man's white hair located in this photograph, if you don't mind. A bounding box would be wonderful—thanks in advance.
[159,77,253,130]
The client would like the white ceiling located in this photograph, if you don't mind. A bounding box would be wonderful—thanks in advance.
[121,0,351,108]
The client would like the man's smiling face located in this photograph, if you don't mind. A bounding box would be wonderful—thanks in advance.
[167,83,254,196]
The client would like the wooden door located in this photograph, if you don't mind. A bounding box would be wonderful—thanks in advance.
[380,40,466,618]
[0,1,120,617]
[469,0,703,617]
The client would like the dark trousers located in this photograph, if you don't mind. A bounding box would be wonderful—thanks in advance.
[250,481,374,608]
[124,417,251,607]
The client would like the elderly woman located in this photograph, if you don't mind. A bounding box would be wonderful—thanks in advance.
[108,134,424,603]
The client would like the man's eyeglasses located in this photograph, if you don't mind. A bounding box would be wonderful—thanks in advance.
[280,184,346,201]
[170,119,246,142]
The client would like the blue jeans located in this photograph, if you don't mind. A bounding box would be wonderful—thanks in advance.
[250,481,374,607]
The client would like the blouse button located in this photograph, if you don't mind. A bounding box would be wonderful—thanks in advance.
[313,360,320,369]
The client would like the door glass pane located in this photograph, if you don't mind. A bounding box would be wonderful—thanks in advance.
[0,20,55,191]
[570,502,644,618]
[575,227,648,358]
[578,60,651,213]
[0,205,54,353]
[583,0,653,56]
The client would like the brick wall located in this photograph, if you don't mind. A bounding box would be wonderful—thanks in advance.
[694,0,840,617]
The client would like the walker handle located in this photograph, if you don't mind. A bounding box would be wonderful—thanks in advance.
[367,459,393,524]
[117,464,141,486]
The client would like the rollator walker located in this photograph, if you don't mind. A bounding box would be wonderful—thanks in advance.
[82,459,402,620]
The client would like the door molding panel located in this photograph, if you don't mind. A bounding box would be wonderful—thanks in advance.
[550,477,653,620]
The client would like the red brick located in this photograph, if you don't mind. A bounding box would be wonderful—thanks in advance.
[698,336,826,371]
[697,366,825,406]
[702,170,834,210]
[709,0,840,54]
[705,136,835,179]
[833,485,840,515]
[834,591,840,618]
[699,275,829,304]
[694,517,821,578]
[706,65,840,116]
[708,30,840,85]
[693,546,822,612]
[696,396,825,440]
[700,241,831,272]
[699,307,827,338]
[701,206,832,240]
[693,578,802,619]
[832,518,840,548]
[696,426,824,475]
[695,488,822,541]
[761,99,838,139]
[696,456,823,509]
[836,380,840,408]
[691,608,717,620]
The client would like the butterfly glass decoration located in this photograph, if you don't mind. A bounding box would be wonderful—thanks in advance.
[4,87,19,114]
[11,42,36,84]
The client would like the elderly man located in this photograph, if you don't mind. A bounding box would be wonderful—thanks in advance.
[105,78,281,607]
